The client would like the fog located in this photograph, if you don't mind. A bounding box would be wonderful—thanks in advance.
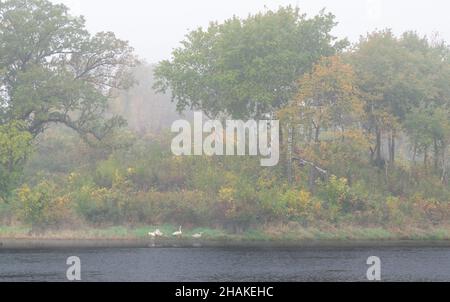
[3,1,450,284]
[52,0,450,63]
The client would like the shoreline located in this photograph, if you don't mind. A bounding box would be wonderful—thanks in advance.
[4,225,450,249]
[3,237,450,249]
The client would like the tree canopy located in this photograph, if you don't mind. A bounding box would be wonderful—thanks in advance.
[0,0,138,139]
[154,6,348,119]
[0,0,137,199]
[350,30,450,167]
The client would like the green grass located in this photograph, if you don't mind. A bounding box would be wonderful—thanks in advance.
[2,224,450,242]
[350,228,394,240]
[0,226,30,237]
[241,229,271,241]
[85,226,131,238]
[133,225,179,238]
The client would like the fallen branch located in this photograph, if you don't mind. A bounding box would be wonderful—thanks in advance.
[292,157,328,177]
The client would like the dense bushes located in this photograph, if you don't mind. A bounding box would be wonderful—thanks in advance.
[0,130,449,234]
[15,181,74,233]
[0,121,33,201]
[0,198,13,225]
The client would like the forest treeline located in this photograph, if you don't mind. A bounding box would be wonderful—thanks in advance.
[1,1,450,235]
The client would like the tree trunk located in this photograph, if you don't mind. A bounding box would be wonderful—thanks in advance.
[308,166,318,193]
[287,127,293,184]
[413,142,417,164]
[374,128,384,168]
[434,138,440,171]
[389,130,396,166]
[314,126,320,143]
[442,143,449,185]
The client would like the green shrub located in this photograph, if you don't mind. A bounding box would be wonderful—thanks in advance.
[217,177,262,232]
[94,156,123,188]
[0,198,14,225]
[148,190,212,226]
[15,181,72,233]
[278,189,320,225]
[0,121,33,200]
[385,196,406,226]
[71,172,137,226]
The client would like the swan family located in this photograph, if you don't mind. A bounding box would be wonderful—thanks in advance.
[148,226,203,239]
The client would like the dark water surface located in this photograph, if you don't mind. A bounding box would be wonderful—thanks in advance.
[1,246,450,282]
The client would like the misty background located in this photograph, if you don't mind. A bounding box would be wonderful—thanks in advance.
[53,0,450,63]
[48,0,450,132]
[2,0,450,244]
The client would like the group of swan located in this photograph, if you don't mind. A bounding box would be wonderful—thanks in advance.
[148,226,203,239]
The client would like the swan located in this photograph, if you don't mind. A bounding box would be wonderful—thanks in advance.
[192,232,203,239]
[148,229,163,238]
[172,226,182,237]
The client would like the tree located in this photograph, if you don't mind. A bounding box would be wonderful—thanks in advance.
[404,107,435,166]
[350,30,431,167]
[279,55,365,187]
[0,0,137,140]
[154,6,347,119]
[0,121,32,200]
[406,107,450,183]
[0,0,137,199]
[288,55,363,143]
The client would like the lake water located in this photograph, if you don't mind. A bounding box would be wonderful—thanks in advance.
[1,246,450,282]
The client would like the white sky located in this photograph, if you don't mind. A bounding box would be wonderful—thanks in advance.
[52,0,450,64]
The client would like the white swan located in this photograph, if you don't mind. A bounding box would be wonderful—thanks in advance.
[172,226,182,237]
[148,229,164,238]
[192,232,203,239]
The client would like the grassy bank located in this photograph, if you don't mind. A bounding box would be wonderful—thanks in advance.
[3,225,450,243]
